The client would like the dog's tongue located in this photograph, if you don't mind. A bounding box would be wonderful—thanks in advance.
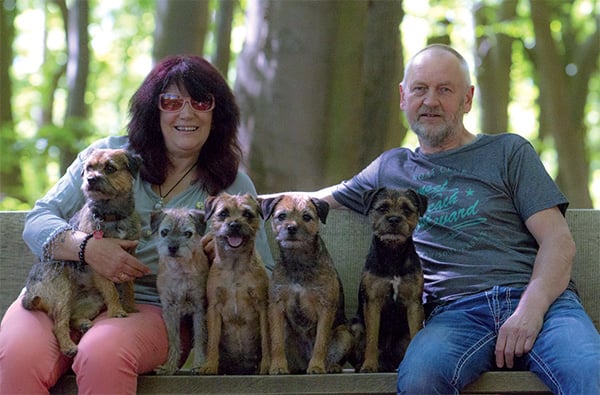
[227,235,243,248]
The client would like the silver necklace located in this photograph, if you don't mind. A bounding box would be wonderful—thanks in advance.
[154,163,197,210]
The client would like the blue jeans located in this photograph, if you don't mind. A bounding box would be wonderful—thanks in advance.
[396,287,600,394]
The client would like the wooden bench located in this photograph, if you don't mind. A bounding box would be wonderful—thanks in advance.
[1,210,598,394]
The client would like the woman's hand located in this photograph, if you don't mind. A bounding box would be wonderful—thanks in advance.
[84,237,151,283]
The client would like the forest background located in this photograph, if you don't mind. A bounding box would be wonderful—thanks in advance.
[1,0,599,210]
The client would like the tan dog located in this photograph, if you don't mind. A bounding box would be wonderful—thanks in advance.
[198,193,270,375]
[22,148,142,356]
[152,208,208,375]
[350,188,426,373]
[261,194,354,374]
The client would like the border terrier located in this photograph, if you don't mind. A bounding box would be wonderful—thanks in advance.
[198,193,270,375]
[261,194,353,374]
[350,188,427,373]
[152,208,209,375]
[22,148,142,357]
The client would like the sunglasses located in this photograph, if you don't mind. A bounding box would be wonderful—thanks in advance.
[158,93,215,112]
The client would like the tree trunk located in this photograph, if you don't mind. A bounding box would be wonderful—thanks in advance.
[0,0,24,201]
[235,0,339,192]
[473,0,516,135]
[153,0,209,63]
[529,0,593,208]
[61,0,90,174]
[213,0,236,76]
[361,0,404,161]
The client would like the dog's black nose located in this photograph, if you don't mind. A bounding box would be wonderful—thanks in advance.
[229,221,241,231]
[168,245,179,255]
[286,224,297,234]
[388,216,401,226]
[87,176,99,186]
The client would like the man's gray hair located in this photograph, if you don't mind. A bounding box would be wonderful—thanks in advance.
[401,44,472,87]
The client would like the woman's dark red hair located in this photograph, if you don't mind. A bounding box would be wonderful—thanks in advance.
[127,55,242,195]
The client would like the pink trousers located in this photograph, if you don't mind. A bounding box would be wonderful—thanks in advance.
[0,293,189,394]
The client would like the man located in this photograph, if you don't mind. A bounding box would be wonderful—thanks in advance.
[276,44,600,393]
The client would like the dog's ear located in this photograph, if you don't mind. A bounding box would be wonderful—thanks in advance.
[248,194,263,220]
[310,198,330,224]
[188,209,207,235]
[150,210,166,234]
[126,151,143,175]
[204,196,218,221]
[259,196,283,221]
[405,189,428,217]
[362,188,386,215]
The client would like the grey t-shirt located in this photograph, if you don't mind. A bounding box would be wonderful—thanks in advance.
[332,133,573,307]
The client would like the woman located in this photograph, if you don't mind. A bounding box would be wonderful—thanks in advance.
[0,55,274,394]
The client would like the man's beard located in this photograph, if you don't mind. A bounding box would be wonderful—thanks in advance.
[410,103,464,148]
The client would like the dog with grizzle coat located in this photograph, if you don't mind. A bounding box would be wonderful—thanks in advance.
[350,188,427,373]
[22,148,142,357]
[261,194,354,374]
[198,193,270,375]
[152,208,209,375]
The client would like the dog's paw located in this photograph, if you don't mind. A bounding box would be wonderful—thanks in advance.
[269,366,289,375]
[124,304,138,314]
[154,364,177,375]
[327,363,344,374]
[197,363,219,375]
[61,345,78,358]
[107,308,128,318]
[359,362,378,373]
[306,363,326,374]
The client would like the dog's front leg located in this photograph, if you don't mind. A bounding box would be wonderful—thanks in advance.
[156,305,181,375]
[257,294,270,375]
[405,300,425,339]
[307,307,335,374]
[190,308,207,374]
[361,297,383,373]
[268,300,289,374]
[198,300,222,375]
[92,273,127,318]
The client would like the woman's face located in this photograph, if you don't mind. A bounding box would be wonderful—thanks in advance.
[159,84,213,160]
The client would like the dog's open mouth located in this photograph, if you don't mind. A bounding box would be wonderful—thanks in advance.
[226,235,244,248]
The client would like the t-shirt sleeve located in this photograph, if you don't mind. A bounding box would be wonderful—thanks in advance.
[506,137,569,220]
[331,154,383,214]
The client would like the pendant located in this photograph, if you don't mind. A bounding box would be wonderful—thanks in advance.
[154,198,164,211]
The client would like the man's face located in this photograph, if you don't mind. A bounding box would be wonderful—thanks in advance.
[399,49,474,148]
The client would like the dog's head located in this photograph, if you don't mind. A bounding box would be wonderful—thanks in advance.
[260,194,329,249]
[363,188,427,246]
[205,193,262,252]
[152,208,206,260]
[81,148,142,201]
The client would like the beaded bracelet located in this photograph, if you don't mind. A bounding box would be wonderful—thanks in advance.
[78,233,94,266]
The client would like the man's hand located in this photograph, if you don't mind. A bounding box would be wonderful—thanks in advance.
[495,307,544,368]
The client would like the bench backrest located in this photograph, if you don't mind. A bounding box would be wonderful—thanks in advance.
[1,210,598,331]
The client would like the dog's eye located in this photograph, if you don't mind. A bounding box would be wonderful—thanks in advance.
[276,213,287,221]
[243,210,255,220]
[184,231,193,238]
[217,209,229,219]
[376,206,388,214]
[302,214,313,222]
[160,229,169,237]
[105,164,117,174]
